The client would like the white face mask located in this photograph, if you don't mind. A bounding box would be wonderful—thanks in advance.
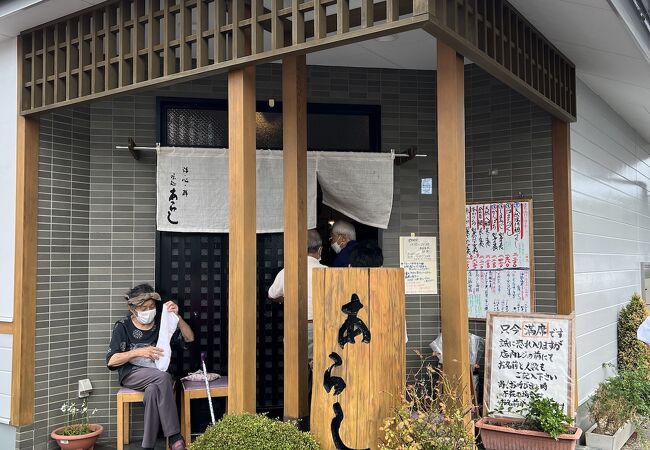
[331,241,342,254]
[136,309,156,325]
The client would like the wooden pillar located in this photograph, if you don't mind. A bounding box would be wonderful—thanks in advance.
[282,55,309,421]
[228,66,257,414]
[436,41,472,410]
[552,118,574,315]
[11,114,39,426]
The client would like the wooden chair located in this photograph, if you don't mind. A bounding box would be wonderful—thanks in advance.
[180,376,228,444]
[116,384,175,450]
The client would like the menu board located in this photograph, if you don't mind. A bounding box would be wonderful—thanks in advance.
[399,236,437,295]
[466,200,534,319]
[484,312,575,417]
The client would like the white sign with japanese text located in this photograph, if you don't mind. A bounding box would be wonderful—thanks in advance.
[466,201,534,319]
[484,312,575,418]
[399,236,437,295]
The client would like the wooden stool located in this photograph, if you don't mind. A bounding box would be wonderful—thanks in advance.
[116,384,175,450]
[180,376,228,444]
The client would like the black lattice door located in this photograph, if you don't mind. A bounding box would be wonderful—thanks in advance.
[156,232,286,420]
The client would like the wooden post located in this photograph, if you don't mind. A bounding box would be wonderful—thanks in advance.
[11,114,39,426]
[436,41,472,412]
[228,66,257,414]
[282,55,309,421]
[552,118,577,412]
[552,118,574,316]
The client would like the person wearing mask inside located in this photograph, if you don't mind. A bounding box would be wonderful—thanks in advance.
[268,229,327,362]
[349,240,408,344]
[329,220,358,267]
[106,283,194,450]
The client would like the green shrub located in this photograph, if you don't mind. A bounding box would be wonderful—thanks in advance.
[618,293,650,370]
[188,413,320,450]
[588,379,636,435]
[523,391,572,440]
[589,364,650,437]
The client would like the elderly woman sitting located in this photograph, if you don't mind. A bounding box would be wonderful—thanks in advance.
[106,283,194,450]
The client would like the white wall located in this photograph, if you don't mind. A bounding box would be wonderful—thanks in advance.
[0,38,16,322]
[572,79,650,404]
[0,334,12,423]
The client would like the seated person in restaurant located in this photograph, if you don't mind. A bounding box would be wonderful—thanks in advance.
[268,229,327,362]
[106,283,194,450]
[330,220,358,267]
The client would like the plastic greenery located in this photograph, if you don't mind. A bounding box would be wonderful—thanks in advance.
[188,413,320,450]
[379,351,476,450]
[618,293,650,370]
[58,398,98,436]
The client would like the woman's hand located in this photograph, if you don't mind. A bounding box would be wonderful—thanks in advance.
[137,346,164,361]
[165,301,179,316]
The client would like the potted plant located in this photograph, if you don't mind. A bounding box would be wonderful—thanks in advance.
[585,365,650,450]
[50,399,103,450]
[379,357,476,450]
[476,391,582,450]
[188,412,319,449]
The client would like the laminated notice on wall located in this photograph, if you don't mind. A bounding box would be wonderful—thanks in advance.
[466,200,534,319]
[399,236,437,295]
[484,312,575,418]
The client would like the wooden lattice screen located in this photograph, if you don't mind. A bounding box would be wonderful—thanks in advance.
[426,0,576,119]
[18,0,576,120]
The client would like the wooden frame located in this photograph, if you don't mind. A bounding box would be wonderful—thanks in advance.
[17,0,576,122]
[466,199,536,320]
[11,113,39,426]
[552,119,574,316]
[483,311,576,418]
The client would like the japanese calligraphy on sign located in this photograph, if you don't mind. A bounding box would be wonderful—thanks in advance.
[399,236,437,295]
[484,312,575,418]
[466,200,534,319]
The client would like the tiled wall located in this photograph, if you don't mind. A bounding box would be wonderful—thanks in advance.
[20,63,554,448]
[18,109,91,450]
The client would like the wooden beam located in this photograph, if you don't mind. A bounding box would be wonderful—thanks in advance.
[552,118,574,315]
[227,66,257,414]
[436,41,472,414]
[282,54,309,421]
[0,323,13,334]
[12,113,39,426]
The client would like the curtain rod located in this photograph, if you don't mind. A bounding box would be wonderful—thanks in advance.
[115,139,427,162]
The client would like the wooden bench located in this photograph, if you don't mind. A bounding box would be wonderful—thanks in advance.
[180,376,228,444]
[116,384,175,450]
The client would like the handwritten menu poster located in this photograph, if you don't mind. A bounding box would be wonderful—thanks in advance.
[484,312,575,417]
[399,236,437,295]
[466,201,534,319]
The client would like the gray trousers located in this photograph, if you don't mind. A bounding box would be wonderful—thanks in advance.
[122,367,180,448]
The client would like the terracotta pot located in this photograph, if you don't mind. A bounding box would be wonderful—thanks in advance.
[476,417,582,450]
[50,424,104,450]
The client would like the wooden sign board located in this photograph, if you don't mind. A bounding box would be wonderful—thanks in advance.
[466,200,535,319]
[311,268,406,450]
[484,312,576,418]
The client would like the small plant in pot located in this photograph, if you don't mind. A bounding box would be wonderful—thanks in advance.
[476,390,582,450]
[585,365,650,450]
[50,399,103,450]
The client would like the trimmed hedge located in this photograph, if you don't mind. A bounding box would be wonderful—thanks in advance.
[618,293,650,370]
[189,413,320,450]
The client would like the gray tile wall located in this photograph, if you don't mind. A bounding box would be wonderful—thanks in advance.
[20,63,554,448]
[18,108,91,450]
